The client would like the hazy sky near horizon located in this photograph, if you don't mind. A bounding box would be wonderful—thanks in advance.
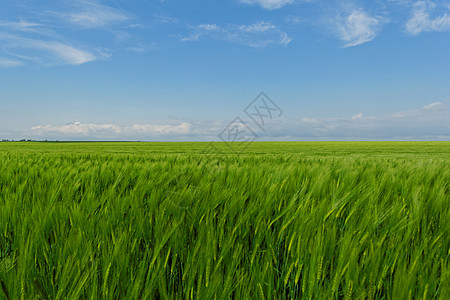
[1,0,449,141]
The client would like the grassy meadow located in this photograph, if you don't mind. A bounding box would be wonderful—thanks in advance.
[0,142,449,299]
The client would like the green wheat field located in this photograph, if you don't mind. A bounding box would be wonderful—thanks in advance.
[0,142,449,299]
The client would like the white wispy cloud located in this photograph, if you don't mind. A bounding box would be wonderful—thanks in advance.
[57,0,130,29]
[0,33,104,65]
[0,58,23,68]
[182,21,291,47]
[336,10,387,47]
[154,14,179,24]
[405,1,450,34]
[238,0,294,10]
[239,22,277,33]
[0,1,136,67]
[35,41,99,65]
[0,20,42,32]
[422,101,448,110]
[351,112,364,120]
[181,24,224,42]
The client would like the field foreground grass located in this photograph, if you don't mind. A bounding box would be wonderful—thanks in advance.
[0,142,449,299]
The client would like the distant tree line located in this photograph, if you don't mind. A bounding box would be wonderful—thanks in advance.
[1,139,52,142]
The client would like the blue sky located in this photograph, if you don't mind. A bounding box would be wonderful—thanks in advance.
[0,0,449,141]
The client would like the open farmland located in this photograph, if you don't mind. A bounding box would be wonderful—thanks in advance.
[0,142,449,299]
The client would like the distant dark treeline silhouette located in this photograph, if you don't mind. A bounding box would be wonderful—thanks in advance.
[1,139,47,142]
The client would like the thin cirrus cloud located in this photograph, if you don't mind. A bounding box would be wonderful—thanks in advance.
[0,58,23,68]
[422,101,448,111]
[182,21,292,47]
[36,41,101,65]
[336,10,387,47]
[0,20,43,33]
[53,0,130,29]
[0,1,131,67]
[238,0,294,10]
[405,1,450,35]
[0,32,104,66]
